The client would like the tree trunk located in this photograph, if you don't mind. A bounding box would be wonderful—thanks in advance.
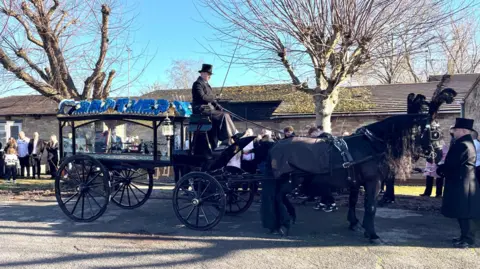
[314,87,339,134]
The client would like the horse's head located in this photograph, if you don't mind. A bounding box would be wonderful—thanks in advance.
[409,88,457,163]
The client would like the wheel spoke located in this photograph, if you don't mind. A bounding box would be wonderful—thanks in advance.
[86,171,102,186]
[199,181,211,198]
[128,185,141,203]
[70,192,82,216]
[200,206,210,224]
[89,188,107,198]
[72,162,83,183]
[195,206,200,226]
[111,183,124,198]
[178,203,194,211]
[63,192,79,204]
[119,184,126,204]
[129,173,148,180]
[130,183,146,195]
[233,192,249,203]
[85,192,94,218]
[185,206,195,221]
[81,191,85,219]
[86,191,102,209]
[126,185,131,206]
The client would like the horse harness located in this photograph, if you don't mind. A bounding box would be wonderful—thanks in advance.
[332,137,357,185]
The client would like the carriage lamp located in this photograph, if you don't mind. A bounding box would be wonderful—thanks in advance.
[161,117,174,137]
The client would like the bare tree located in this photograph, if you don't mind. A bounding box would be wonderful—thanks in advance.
[165,59,203,89]
[200,0,473,131]
[0,0,140,102]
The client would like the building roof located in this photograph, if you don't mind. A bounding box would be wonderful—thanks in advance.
[0,73,477,117]
[0,95,58,116]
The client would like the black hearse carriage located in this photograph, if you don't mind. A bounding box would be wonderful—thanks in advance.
[55,98,191,222]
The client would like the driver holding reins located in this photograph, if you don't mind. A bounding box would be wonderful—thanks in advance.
[191,64,244,150]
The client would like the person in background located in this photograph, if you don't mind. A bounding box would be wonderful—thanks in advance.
[4,137,17,151]
[307,127,321,137]
[4,147,20,184]
[110,128,123,152]
[317,125,333,139]
[472,130,480,182]
[420,140,448,198]
[283,126,295,139]
[28,132,45,179]
[437,118,480,248]
[17,131,31,179]
[311,125,337,212]
[46,135,59,179]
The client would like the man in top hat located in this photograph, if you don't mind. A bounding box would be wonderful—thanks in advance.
[191,64,242,150]
[437,118,480,248]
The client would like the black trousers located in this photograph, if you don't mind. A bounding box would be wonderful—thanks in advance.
[19,156,30,178]
[476,166,480,184]
[208,110,236,150]
[383,176,395,201]
[31,155,41,178]
[458,219,476,244]
[423,176,444,196]
[5,165,17,181]
[48,157,58,178]
[320,186,335,205]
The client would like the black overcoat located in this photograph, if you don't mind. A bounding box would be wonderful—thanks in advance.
[438,134,480,219]
[191,76,219,113]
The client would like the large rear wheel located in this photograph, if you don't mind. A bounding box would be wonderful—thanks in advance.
[55,155,110,222]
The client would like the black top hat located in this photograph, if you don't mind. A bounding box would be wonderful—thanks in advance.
[452,118,476,132]
[198,64,213,74]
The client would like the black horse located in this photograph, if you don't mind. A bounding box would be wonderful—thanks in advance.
[261,89,456,243]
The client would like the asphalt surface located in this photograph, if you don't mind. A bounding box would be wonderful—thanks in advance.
[0,190,479,269]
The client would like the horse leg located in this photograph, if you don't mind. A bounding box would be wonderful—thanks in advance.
[362,179,381,243]
[347,185,361,231]
[282,191,296,224]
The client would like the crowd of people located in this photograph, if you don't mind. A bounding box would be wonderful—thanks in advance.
[2,131,59,183]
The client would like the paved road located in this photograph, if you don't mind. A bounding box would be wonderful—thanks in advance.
[0,191,479,269]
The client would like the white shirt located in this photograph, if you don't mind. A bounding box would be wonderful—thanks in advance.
[4,154,19,167]
[17,138,30,157]
[32,139,38,154]
[474,139,480,167]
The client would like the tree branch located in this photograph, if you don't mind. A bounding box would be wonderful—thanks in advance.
[83,4,111,99]
[15,48,49,82]
[0,47,62,102]
[0,8,43,47]
[102,70,116,99]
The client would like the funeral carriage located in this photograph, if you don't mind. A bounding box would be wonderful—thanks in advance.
[54,98,192,222]
[54,98,260,228]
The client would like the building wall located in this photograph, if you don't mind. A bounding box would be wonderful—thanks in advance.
[465,84,480,131]
[235,113,458,140]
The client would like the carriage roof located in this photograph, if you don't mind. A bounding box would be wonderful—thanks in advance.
[56,98,193,128]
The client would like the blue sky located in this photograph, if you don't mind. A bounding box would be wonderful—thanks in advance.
[126,0,277,95]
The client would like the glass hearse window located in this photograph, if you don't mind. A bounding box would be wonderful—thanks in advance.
[73,120,155,160]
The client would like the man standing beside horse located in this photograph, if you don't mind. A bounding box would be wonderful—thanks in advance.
[437,118,480,248]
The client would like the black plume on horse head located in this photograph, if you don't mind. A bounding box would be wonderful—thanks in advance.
[407,93,428,114]
[428,88,457,118]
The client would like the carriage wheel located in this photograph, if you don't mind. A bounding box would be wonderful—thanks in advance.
[110,168,153,209]
[224,182,256,216]
[55,155,110,222]
[173,172,226,230]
